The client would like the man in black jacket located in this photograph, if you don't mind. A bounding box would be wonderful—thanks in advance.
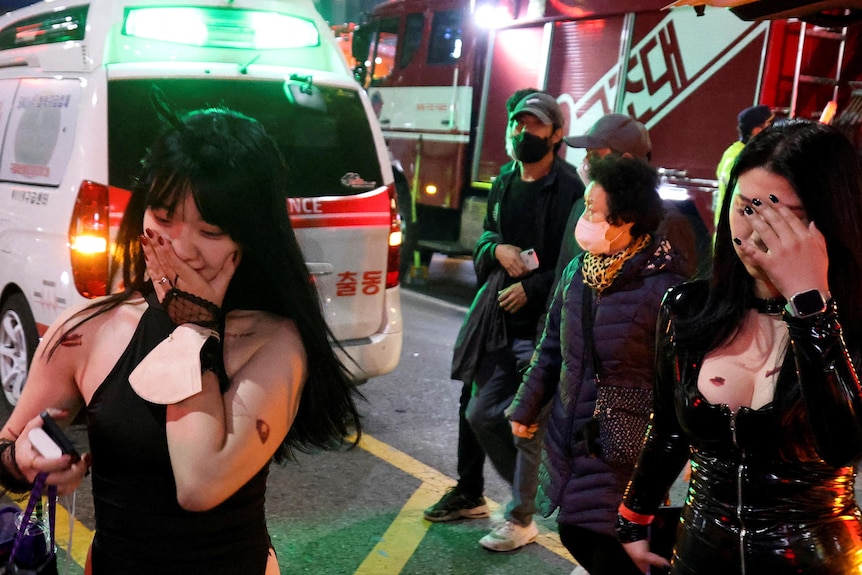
[426,90,584,552]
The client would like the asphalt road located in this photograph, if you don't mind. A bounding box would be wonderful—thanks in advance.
[0,254,581,575]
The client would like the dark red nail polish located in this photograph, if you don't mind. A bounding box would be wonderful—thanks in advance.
[769,194,779,204]
[140,235,148,246]
[733,237,742,245]
[752,198,762,207]
[158,236,164,246]
[145,228,154,238]
[744,206,754,215]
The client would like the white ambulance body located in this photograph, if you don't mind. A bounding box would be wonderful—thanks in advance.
[0,0,403,404]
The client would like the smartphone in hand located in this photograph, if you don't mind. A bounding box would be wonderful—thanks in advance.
[519,248,540,271]
[28,411,80,462]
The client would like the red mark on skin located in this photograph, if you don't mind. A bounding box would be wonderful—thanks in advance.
[256,420,270,444]
[765,367,781,378]
[710,376,726,386]
[59,333,82,347]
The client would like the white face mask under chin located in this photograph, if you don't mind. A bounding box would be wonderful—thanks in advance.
[575,216,625,255]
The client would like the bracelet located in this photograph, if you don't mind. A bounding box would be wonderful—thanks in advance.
[164,288,224,334]
[0,439,34,494]
[200,336,230,393]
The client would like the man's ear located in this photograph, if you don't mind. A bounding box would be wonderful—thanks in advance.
[551,126,563,144]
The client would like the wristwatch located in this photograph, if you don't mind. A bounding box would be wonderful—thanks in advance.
[785,289,829,318]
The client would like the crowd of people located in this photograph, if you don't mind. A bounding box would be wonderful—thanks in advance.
[0,86,860,575]
[429,89,862,575]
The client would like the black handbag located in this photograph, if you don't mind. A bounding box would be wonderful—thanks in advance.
[0,473,58,575]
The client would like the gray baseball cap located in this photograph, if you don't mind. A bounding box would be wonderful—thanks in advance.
[564,114,651,159]
[508,92,564,129]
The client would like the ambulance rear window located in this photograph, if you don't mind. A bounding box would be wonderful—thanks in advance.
[107,78,383,198]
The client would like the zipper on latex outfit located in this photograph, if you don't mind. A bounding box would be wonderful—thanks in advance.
[730,409,747,575]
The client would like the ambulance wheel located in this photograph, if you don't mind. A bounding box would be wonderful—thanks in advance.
[0,293,39,406]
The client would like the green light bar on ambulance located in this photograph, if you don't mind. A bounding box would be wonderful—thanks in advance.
[123,7,320,50]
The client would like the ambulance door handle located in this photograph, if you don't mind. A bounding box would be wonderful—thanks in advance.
[305,263,333,276]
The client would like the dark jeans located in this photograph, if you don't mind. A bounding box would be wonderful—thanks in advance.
[456,378,485,499]
[559,523,642,575]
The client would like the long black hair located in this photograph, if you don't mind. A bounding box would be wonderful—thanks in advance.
[52,107,362,461]
[678,118,862,350]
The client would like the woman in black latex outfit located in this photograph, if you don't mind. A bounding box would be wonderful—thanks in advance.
[619,119,862,575]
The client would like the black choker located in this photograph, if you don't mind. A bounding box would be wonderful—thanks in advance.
[751,297,787,315]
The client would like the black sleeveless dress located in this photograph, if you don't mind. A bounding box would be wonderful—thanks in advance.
[85,293,270,574]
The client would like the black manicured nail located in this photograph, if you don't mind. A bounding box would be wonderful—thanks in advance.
[752,198,762,206]
[769,194,779,204]
[733,238,742,245]
[744,206,754,215]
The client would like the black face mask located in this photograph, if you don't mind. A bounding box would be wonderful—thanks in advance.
[512,132,552,164]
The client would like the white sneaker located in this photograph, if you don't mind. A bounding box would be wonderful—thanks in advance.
[479,520,539,552]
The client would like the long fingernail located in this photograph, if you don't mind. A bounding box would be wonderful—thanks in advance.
[140,234,149,246]
[158,236,164,246]
[744,206,754,215]
[733,238,742,245]
[752,198,762,207]
[145,228,154,238]
[769,194,779,204]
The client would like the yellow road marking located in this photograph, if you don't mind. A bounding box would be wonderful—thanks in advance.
[354,482,440,574]
[351,433,576,567]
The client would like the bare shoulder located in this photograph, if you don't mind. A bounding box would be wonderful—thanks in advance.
[224,310,306,380]
[43,294,146,348]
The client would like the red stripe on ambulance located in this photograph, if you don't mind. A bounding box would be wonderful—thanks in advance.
[287,186,391,228]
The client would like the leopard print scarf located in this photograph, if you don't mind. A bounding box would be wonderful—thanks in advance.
[581,234,652,292]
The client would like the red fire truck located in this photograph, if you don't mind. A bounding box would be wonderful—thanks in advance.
[351,0,862,272]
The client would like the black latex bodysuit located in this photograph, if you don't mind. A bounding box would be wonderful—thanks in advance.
[85,292,270,574]
[623,281,862,575]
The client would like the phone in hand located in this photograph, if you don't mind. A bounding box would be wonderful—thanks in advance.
[28,411,80,462]
[519,248,540,271]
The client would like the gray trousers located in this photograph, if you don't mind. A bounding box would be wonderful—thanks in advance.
[466,337,547,527]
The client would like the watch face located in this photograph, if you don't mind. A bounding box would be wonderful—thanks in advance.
[792,290,827,317]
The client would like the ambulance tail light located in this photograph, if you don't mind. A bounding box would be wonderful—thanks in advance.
[69,181,111,298]
[386,183,402,288]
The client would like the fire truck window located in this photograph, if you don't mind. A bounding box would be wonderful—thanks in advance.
[400,13,424,69]
[427,10,463,66]
[369,17,398,86]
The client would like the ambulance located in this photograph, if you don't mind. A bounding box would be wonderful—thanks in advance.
[0,0,403,404]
